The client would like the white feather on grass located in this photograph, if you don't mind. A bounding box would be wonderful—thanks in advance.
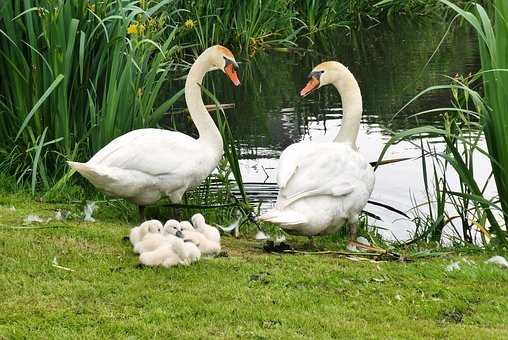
[485,256,508,269]
[83,201,97,222]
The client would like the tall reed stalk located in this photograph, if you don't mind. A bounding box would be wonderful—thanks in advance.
[407,75,492,245]
[441,0,508,227]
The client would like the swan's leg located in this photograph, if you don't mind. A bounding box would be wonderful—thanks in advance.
[349,222,358,242]
[170,207,183,221]
[168,187,186,220]
[306,236,315,249]
[138,205,146,222]
[346,218,359,252]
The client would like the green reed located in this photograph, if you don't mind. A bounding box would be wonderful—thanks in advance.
[441,0,508,235]
[379,76,507,245]
[405,75,493,245]
[0,0,184,193]
[171,0,301,56]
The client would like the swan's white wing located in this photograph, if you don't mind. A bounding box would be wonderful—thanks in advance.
[277,143,309,189]
[276,143,373,207]
[89,128,211,177]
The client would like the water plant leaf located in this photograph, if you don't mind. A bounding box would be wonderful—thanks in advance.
[15,74,64,141]
[31,128,47,195]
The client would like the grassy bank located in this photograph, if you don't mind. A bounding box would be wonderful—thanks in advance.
[1,193,507,338]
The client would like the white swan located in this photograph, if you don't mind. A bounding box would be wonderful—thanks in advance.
[68,45,240,220]
[259,61,375,249]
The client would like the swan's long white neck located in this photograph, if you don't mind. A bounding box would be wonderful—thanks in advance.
[184,53,223,151]
[331,69,362,148]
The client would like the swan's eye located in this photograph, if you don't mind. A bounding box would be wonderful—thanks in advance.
[224,57,239,71]
[308,70,324,80]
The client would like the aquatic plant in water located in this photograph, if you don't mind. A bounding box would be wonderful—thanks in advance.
[379,1,508,246]
[441,0,508,243]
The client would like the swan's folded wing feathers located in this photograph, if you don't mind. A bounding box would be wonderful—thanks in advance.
[278,184,354,209]
[277,144,301,189]
[277,143,320,188]
[89,129,203,176]
[276,143,370,206]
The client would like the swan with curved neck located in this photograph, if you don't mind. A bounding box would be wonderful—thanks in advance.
[260,61,375,250]
[68,45,240,220]
[301,61,362,146]
[185,46,240,150]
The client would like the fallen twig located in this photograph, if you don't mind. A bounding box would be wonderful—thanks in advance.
[0,223,71,230]
[282,245,404,262]
[282,250,380,256]
[52,257,75,272]
[52,264,75,272]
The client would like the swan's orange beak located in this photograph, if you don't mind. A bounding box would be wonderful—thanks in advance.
[225,64,240,86]
[300,77,320,97]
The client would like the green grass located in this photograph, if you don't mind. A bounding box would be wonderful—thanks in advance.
[1,193,507,338]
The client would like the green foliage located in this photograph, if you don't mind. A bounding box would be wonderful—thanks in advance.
[442,0,508,227]
[292,0,346,34]
[440,0,508,242]
[171,0,302,56]
[166,0,477,53]
[378,1,508,248]
[378,86,507,246]
[0,0,184,193]
[405,75,496,246]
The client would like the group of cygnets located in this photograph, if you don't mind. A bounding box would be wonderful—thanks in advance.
[129,213,221,268]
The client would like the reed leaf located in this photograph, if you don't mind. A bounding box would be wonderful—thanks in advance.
[0,0,184,191]
[440,0,508,229]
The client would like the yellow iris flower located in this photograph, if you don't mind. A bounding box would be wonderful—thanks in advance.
[184,19,195,29]
[127,24,138,35]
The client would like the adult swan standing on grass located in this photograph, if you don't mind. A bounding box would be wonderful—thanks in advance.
[259,61,375,250]
[68,45,240,220]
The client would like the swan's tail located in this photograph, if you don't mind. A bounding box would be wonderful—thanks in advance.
[258,208,307,226]
[67,161,115,186]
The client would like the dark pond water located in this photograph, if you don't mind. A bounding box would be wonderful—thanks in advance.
[166,20,490,240]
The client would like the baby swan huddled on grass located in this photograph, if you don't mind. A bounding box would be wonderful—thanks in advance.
[139,237,201,267]
[129,219,163,245]
[139,237,187,268]
[130,214,220,268]
[134,219,182,254]
[180,221,219,255]
[192,213,221,244]
[138,220,201,267]
[180,214,221,255]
